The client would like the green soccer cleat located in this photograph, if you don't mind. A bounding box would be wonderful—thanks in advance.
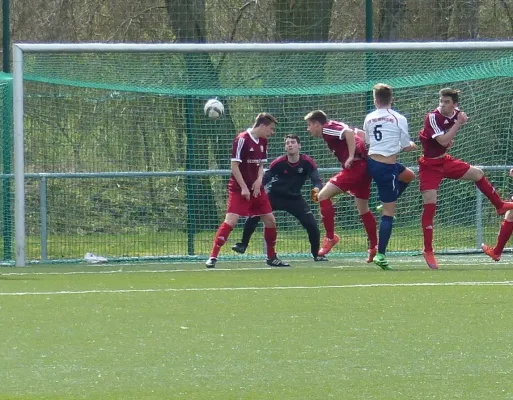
[373,253,392,270]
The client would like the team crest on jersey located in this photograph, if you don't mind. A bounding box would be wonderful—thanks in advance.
[260,145,264,152]
[297,168,303,173]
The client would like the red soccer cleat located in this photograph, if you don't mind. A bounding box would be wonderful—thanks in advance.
[423,250,439,270]
[366,246,377,263]
[481,243,500,262]
[497,201,513,215]
[318,234,340,257]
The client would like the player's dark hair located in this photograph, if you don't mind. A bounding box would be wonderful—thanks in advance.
[373,83,393,105]
[439,88,460,104]
[285,134,300,144]
[304,110,327,125]
[253,112,278,127]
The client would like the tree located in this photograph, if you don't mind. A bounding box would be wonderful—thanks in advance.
[377,0,406,41]
[165,0,240,232]
[275,0,334,42]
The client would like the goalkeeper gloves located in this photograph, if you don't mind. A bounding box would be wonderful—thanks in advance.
[311,188,320,203]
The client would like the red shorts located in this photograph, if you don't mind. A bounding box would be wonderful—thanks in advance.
[226,189,273,217]
[329,160,372,200]
[418,155,471,191]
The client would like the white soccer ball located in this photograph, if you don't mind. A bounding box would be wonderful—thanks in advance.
[204,99,224,120]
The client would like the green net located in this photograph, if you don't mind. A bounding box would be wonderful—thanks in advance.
[19,48,513,262]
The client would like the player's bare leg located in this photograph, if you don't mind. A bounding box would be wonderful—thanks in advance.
[206,213,239,268]
[482,210,513,262]
[317,182,341,256]
[261,213,290,267]
[461,166,513,215]
[421,190,438,269]
[355,198,378,263]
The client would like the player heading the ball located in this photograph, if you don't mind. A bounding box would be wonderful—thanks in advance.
[304,110,378,263]
[364,83,417,270]
[418,88,513,270]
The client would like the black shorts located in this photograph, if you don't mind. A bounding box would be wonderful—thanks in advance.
[268,193,312,218]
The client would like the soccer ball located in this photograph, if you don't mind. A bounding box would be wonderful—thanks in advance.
[204,99,224,120]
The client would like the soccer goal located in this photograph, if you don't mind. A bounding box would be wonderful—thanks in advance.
[11,42,513,266]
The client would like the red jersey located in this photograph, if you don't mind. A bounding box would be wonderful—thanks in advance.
[228,129,268,192]
[322,120,367,165]
[419,107,460,158]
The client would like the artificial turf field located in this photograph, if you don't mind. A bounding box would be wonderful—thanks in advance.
[1,255,513,399]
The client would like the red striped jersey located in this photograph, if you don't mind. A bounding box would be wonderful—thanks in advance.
[322,120,367,165]
[228,129,268,192]
[419,107,460,158]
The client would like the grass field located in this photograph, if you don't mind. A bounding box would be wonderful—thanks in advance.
[1,255,513,399]
[17,222,505,262]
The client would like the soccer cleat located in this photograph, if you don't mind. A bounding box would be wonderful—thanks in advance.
[266,256,290,267]
[422,251,439,270]
[366,246,377,263]
[205,257,217,268]
[231,242,247,254]
[314,255,329,262]
[373,253,392,270]
[497,201,513,215]
[318,234,340,257]
[481,243,500,262]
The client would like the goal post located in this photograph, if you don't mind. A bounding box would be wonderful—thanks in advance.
[12,41,513,266]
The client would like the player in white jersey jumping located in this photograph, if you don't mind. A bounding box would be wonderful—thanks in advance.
[363,83,417,269]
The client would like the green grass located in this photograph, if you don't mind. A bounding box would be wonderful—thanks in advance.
[1,256,513,399]
[15,223,506,262]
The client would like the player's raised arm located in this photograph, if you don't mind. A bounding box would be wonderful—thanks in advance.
[434,111,468,147]
[399,116,417,152]
[354,127,366,142]
[344,128,356,168]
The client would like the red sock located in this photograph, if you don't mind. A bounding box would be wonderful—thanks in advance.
[210,222,233,258]
[264,227,277,259]
[360,211,377,249]
[422,204,436,252]
[495,219,513,255]
[320,199,335,239]
[475,177,503,210]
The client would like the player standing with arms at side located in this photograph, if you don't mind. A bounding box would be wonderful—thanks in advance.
[304,110,378,262]
[231,134,328,261]
[205,113,290,268]
[364,83,416,270]
[482,168,513,262]
[419,88,513,269]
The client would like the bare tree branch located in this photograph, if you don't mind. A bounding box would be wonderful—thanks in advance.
[107,6,167,42]
[499,0,513,35]
[215,1,258,73]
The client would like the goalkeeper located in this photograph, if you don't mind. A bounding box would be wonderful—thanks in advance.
[232,134,328,261]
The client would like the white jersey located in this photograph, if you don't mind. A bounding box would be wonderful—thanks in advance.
[363,108,411,157]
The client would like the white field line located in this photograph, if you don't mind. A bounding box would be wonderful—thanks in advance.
[1,281,513,296]
[0,265,368,276]
[0,257,507,276]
